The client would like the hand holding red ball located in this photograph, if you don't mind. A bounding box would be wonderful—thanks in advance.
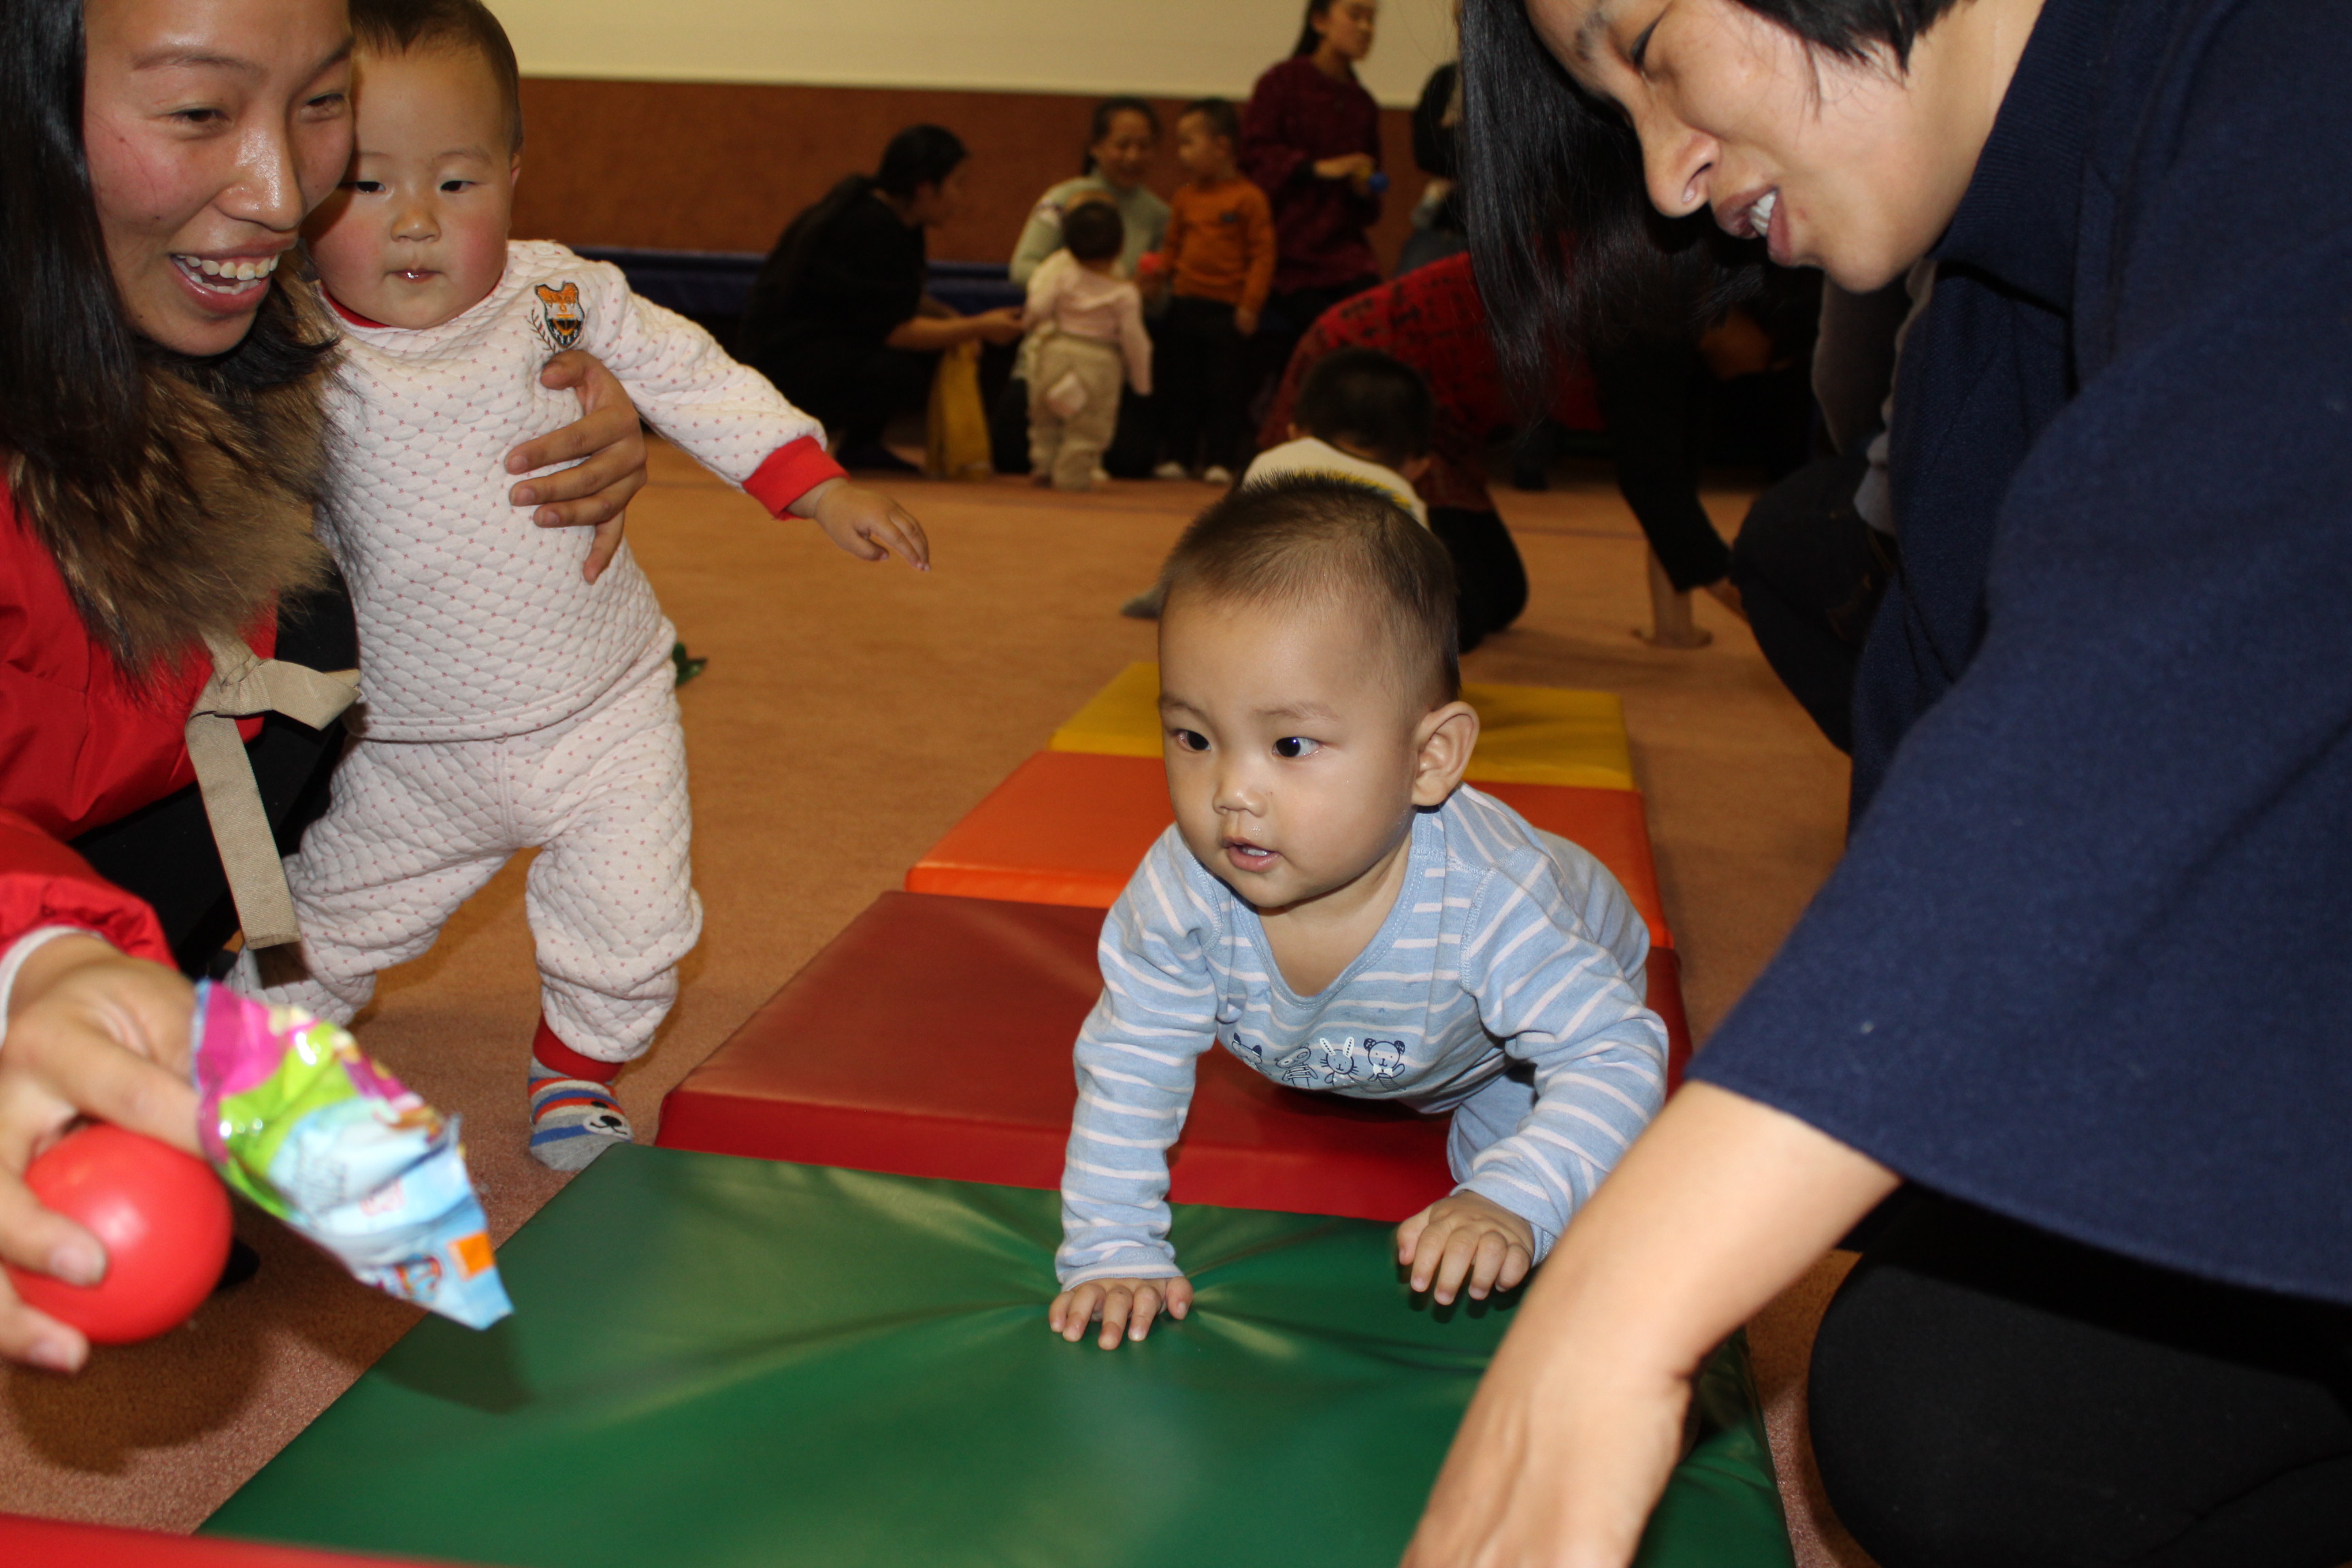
[0,934,207,1370]
[4,1124,229,1345]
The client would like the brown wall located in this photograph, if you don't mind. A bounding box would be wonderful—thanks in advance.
[512,77,1423,274]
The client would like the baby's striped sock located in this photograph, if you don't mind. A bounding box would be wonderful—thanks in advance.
[527,1017,633,1172]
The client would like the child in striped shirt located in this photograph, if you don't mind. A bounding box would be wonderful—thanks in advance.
[1051,476,1667,1350]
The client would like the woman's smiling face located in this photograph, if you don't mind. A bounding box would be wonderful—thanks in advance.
[1524,0,2030,291]
[82,0,355,356]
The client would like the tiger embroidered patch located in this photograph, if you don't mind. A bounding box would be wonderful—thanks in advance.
[532,281,585,350]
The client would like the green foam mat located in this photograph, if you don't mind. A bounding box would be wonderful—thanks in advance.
[207,1145,1789,1567]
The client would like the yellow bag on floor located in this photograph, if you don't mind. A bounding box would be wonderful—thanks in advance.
[926,340,993,480]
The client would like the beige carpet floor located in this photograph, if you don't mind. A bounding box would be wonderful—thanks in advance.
[0,441,1873,1566]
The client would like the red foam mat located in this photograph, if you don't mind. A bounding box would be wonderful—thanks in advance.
[906,750,1672,948]
[658,891,1690,1223]
[0,1512,438,1565]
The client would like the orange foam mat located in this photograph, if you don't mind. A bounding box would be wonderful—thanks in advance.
[0,1513,436,1565]
[906,749,1672,948]
[657,890,1690,1220]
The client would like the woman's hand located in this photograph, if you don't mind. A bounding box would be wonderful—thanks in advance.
[1315,152,1377,182]
[792,479,930,569]
[1401,1085,1897,1567]
[0,936,200,1373]
[1049,1274,1194,1348]
[506,351,651,584]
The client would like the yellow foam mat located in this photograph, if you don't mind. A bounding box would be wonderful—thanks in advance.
[1049,662,1636,791]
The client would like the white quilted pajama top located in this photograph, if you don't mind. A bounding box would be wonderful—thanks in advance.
[235,242,843,1061]
[316,239,840,742]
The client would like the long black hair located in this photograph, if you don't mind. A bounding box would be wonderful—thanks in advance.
[0,0,330,487]
[1290,0,1335,57]
[1458,0,1959,399]
[1083,96,1159,176]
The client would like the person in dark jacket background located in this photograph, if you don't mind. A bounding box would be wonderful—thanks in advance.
[1240,0,1387,392]
[738,126,1025,474]
[1404,0,2352,1561]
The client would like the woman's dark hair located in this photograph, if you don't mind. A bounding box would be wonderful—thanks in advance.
[1458,0,1959,399]
[1083,96,1160,174]
[1293,348,1435,469]
[1290,0,1336,57]
[0,0,331,514]
[1411,63,1460,180]
[877,123,968,200]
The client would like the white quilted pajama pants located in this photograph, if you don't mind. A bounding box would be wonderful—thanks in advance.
[233,635,702,1064]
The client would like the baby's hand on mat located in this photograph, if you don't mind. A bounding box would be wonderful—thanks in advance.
[1049,1275,1193,1349]
[794,479,930,570]
[1397,1192,1535,1306]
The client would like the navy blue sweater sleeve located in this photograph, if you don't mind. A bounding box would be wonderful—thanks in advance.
[1693,0,2352,1305]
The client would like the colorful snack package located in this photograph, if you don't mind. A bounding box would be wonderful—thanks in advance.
[189,981,513,1329]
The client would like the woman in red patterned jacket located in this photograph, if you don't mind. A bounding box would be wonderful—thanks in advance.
[0,0,648,1373]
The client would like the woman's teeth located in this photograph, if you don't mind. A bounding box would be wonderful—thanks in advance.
[174,253,280,289]
[1748,191,1778,237]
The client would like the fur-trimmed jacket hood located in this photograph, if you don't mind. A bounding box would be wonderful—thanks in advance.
[7,286,335,681]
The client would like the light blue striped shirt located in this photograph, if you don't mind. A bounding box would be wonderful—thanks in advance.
[1056,785,1669,1286]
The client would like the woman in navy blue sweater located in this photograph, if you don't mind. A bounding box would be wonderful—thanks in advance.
[1403,0,2352,1563]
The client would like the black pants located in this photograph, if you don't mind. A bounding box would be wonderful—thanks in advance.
[1428,508,1529,653]
[71,574,360,977]
[1589,342,1734,591]
[767,342,934,451]
[1812,1194,2352,1568]
[1727,450,1889,754]
[1158,296,1252,473]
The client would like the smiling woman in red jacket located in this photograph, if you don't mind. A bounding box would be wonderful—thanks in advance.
[0,0,649,1374]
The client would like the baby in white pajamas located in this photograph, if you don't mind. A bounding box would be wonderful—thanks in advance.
[233,0,930,1170]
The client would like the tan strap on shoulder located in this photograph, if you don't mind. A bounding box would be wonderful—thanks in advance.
[184,632,359,949]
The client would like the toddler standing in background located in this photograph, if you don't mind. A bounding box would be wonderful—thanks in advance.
[1025,203,1153,491]
[234,0,928,1171]
[1054,478,1667,1350]
[1150,99,1276,485]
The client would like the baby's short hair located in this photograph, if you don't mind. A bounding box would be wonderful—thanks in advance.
[1062,200,1125,264]
[349,0,524,151]
[1293,348,1435,471]
[1181,97,1241,146]
[1162,475,1460,708]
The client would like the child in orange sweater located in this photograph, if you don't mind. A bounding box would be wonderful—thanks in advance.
[1149,99,1277,483]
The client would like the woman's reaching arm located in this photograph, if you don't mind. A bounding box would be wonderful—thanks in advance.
[1402,1083,1895,1568]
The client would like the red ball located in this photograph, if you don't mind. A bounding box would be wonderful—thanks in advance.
[5,1124,231,1345]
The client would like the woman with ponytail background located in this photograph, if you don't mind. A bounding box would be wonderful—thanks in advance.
[0,0,649,1374]
[1240,0,1386,387]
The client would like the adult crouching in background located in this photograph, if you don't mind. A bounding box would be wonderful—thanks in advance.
[740,125,1026,476]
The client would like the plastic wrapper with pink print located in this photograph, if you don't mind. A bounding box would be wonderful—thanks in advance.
[189,981,512,1328]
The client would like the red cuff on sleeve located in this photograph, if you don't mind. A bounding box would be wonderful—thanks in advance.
[742,438,849,519]
[0,808,169,964]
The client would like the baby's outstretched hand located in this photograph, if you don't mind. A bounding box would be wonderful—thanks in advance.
[1049,1275,1193,1350]
[794,478,930,570]
[1396,1192,1535,1305]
